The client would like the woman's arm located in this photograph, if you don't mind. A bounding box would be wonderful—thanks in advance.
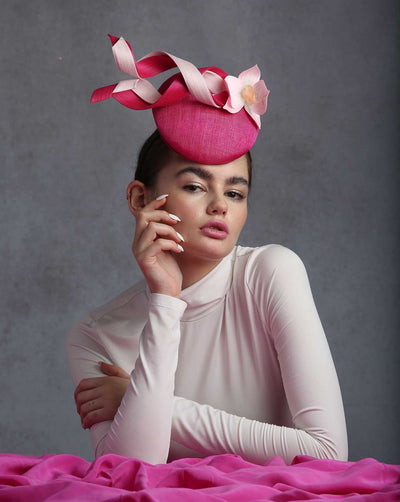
[72,246,347,465]
[170,246,348,464]
[74,362,130,430]
[67,195,186,463]
[66,293,186,463]
[102,294,185,461]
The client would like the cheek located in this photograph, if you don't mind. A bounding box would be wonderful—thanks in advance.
[163,194,195,221]
[235,206,248,230]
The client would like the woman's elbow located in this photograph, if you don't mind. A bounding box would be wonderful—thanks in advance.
[313,434,348,461]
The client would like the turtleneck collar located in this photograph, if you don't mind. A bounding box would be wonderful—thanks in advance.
[178,247,237,322]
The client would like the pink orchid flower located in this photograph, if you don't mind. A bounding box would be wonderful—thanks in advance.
[224,65,269,128]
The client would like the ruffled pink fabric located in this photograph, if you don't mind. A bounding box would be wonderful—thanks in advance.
[0,453,399,501]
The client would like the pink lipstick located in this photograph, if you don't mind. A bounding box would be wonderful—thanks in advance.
[200,220,229,240]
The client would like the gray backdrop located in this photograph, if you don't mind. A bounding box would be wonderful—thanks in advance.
[1,0,399,464]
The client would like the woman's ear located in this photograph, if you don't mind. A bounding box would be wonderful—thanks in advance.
[126,180,151,215]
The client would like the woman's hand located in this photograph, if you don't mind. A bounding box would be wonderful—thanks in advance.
[132,195,184,298]
[74,363,130,429]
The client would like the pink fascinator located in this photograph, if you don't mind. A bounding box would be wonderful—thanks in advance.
[91,35,270,164]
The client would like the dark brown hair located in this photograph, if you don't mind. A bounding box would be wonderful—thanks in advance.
[134,130,252,188]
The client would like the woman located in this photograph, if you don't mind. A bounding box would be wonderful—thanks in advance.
[66,36,348,465]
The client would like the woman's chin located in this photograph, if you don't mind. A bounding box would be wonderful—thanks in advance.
[178,239,236,264]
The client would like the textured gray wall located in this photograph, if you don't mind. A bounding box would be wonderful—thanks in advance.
[1,0,399,463]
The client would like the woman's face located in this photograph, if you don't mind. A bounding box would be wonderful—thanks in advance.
[146,153,249,265]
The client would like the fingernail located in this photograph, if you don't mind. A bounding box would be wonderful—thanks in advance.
[176,231,184,242]
[169,213,181,221]
[177,244,184,252]
[156,194,169,200]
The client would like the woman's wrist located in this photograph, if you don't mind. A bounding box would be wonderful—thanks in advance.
[148,292,187,314]
[149,284,181,299]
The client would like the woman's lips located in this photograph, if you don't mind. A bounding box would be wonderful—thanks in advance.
[200,221,229,240]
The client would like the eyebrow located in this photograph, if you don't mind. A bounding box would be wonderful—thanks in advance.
[175,166,249,186]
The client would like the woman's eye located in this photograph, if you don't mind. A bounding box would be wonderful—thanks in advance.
[227,191,245,200]
[182,185,245,200]
[183,184,202,192]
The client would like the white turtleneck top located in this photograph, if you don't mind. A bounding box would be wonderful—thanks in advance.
[66,244,348,465]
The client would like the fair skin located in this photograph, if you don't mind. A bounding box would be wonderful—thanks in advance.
[75,153,249,429]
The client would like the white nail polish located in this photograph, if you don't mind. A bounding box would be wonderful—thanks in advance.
[156,194,169,200]
[177,244,184,252]
[169,213,181,222]
[176,231,184,242]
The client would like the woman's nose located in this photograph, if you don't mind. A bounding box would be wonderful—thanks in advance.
[207,193,228,215]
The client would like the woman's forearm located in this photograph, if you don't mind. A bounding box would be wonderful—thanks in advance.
[67,292,186,464]
[100,294,186,463]
[171,396,348,465]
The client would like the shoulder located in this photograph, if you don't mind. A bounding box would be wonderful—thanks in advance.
[67,279,148,341]
[231,245,314,329]
[235,244,306,282]
[231,245,310,306]
[88,279,148,323]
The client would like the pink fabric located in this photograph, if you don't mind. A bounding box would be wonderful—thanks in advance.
[153,95,259,165]
[0,453,398,501]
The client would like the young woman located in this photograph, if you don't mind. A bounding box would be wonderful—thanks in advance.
[66,36,348,465]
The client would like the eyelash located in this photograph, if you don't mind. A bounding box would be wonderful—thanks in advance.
[183,184,246,200]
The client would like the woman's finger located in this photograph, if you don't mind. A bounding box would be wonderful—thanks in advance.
[82,408,106,429]
[134,221,184,255]
[100,362,130,379]
[141,194,171,213]
[133,195,181,233]
[133,209,180,239]
[137,238,185,261]
[75,387,102,413]
[74,377,104,401]
[82,401,122,429]
[80,398,103,422]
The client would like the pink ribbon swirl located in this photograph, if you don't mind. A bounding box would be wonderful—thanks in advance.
[91,35,269,128]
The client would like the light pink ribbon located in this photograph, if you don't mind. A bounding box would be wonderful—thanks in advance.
[111,37,222,107]
[94,36,269,128]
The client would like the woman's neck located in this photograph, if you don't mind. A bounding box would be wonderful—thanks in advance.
[176,255,224,290]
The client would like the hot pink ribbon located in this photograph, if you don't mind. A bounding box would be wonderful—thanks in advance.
[91,35,269,128]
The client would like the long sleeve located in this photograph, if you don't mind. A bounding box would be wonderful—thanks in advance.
[66,292,186,464]
[170,246,348,464]
[67,245,347,466]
